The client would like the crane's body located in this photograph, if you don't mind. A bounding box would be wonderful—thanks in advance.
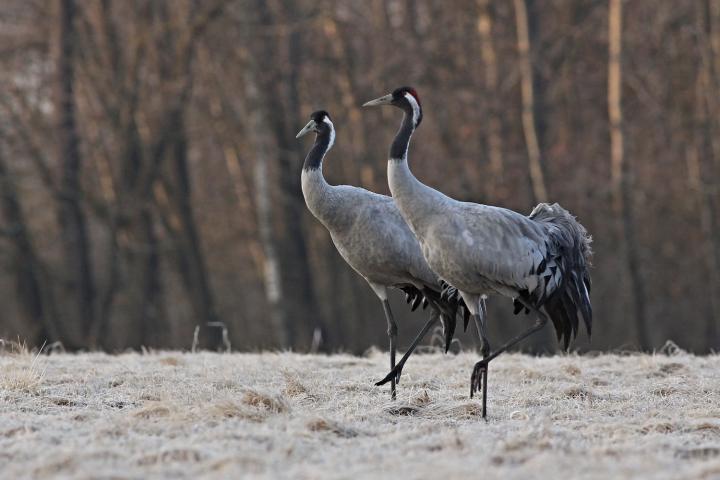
[302,170,439,293]
[364,87,592,418]
[296,111,464,398]
[390,163,591,320]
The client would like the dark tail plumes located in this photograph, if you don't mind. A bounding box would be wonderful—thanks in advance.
[424,285,464,353]
[400,286,427,312]
[400,284,468,353]
[518,203,593,350]
[439,281,471,332]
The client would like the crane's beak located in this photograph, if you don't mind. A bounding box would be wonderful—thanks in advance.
[362,94,393,107]
[295,120,316,138]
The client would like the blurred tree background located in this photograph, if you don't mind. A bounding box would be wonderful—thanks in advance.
[0,0,718,353]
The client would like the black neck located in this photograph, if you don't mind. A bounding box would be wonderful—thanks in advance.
[390,106,415,161]
[303,131,331,171]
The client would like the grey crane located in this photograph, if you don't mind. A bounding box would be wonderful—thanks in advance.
[363,87,592,418]
[296,110,467,399]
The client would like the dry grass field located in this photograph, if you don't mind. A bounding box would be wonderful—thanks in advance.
[2,347,720,479]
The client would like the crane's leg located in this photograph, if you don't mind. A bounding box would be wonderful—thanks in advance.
[470,304,491,419]
[471,299,549,416]
[376,308,440,387]
[457,292,491,418]
[480,297,489,417]
[381,299,398,400]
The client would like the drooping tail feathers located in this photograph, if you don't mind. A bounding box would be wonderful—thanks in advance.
[516,202,593,350]
[399,283,470,353]
[438,280,473,328]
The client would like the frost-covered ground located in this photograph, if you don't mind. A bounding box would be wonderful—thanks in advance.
[1,349,720,479]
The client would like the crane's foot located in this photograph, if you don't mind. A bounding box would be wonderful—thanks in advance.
[470,359,489,419]
[376,358,407,387]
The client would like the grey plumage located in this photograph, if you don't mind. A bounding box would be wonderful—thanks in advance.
[395,187,593,337]
[363,86,593,417]
[296,110,464,397]
[521,203,592,348]
[302,170,439,291]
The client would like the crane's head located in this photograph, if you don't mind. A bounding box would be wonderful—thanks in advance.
[296,110,334,139]
[362,86,423,127]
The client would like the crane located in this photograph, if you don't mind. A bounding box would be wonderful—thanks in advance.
[363,87,592,418]
[296,110,467,399]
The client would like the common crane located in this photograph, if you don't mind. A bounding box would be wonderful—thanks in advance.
[296,110,467,399]
[363,88,592,417]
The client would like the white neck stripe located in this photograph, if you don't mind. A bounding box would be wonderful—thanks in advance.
[404,92,420,126]
[323,117,335,150]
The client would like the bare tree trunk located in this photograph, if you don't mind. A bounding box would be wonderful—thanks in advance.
[609,0,650,350]
[285,15,335,351]
[247,0,330,351]
[477,0,504,195]
[691,0,720,350]
[239,62,292,349]
[83,0,141,349]
[56,0,95,348]
[114,116,164,349]
[512,0,554,353]
[161,115,223,350]
[513,0,548,204]
[686,143,720,350]
[0,149,60,346]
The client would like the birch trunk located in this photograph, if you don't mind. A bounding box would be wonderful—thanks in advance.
[609,0,650,350]
[245,71,291,349]
[513,0,548,203]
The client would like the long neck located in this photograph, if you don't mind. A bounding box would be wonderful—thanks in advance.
[387,107,446,232]
[301,129,336,224]
[303,129,333,172]
[390,108,415,161]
